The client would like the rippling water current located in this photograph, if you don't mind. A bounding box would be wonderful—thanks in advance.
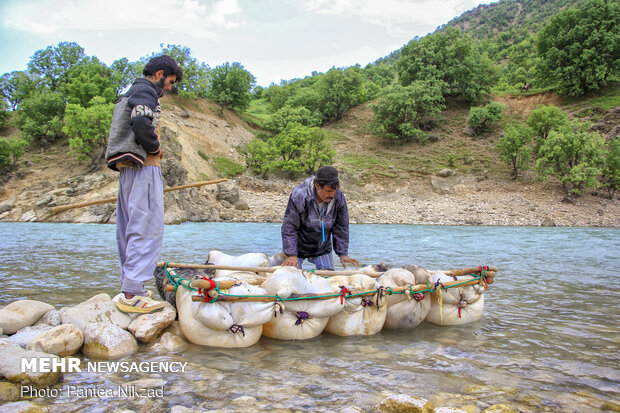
[1,222,619,412]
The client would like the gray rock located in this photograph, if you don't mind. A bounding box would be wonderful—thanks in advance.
[149,332,187,353]
[82,322,138,359]
[437,169,456,177]
[0,300,55,335]
[27,324,83,356]
[8,325,53,348]
[0,339,63,388]
[0,401,49,413]
[128,302,176,343]
[60,294,131,332]
[216,180,240,204]
[34,310,62,327]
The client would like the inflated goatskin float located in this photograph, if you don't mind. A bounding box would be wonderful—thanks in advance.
[425,272,485,325]
[377,266,432,329]
[324,274,387,336]
[176,278,275,347]
[260,267,344,340]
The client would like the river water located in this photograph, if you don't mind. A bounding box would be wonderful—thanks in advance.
[1,222,619,412]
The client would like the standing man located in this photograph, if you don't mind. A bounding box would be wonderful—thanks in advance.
[106,55,183,313]
[281,166,359,270]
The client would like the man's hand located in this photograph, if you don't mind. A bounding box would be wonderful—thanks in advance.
[281,255,299,268]
[339,255,360,269]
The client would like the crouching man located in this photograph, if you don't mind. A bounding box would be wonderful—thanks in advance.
[281,166,359,270]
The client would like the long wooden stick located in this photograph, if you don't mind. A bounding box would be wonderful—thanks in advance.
[158,262,384,277]
[189,275,487,303]
[50,178,227,213]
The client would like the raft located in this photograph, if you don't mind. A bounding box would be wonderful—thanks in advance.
[153,251,496,348]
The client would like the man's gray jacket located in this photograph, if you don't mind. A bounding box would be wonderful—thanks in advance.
[106,78,162,171]
[281,176,350,259]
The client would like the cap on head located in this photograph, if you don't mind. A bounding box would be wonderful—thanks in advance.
[316,166,339,188]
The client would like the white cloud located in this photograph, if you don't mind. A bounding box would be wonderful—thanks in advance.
[3,0,243,39]
[303,0,487,35]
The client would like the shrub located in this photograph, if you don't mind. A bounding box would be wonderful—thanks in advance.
[0,137,28,175]
[536,121,605,200]
[497,124,533,179]
[601,138,620,199]
[212,156,245,178]
[468,102,504,135]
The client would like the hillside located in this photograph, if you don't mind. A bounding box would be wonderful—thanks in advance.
[1,91,618,227]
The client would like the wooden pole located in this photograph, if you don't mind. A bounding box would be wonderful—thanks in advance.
[188,275,488,303]
[158,262,384,277]
[50,178,228,214]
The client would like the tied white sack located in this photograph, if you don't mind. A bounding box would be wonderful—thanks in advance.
[377,266,431,329]
[261,267,343,340]
[425,272,485,326]
[207,250,284,278]
[176,279,274,347]
[324,274,387,336]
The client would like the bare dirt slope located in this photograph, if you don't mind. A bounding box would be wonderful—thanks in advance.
[0,93,618,227]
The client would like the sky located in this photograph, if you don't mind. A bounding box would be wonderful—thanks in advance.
[0,0,497,87]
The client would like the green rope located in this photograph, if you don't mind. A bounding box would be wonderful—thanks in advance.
[162,263,482,302]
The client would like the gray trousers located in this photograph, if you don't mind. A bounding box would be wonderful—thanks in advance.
[116,166,164,295]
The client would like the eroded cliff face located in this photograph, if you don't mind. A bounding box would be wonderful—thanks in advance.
[0,97,255,224]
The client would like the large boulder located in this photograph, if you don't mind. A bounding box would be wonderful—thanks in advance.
[8,325,53,348]
[60,293,132,332]
[82,322,138,359]
[0,300,55,334]
[128,302,177,343]
[27,324,84,356]
[0,339,63,388]
[34,310,62,327]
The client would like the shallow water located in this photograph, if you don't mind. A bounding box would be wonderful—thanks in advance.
[1,222,619,412]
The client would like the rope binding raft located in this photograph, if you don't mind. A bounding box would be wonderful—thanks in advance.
[162,262,495,305]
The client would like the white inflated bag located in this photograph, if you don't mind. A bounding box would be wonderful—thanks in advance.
[324,274,387,336]
[261,267,343,340]
[425,272,485,326]
[176,279,275,347]
[378,266,432,329]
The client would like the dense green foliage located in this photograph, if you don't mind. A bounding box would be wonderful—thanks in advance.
[526,104,569,153]
[63,97,114,170]
[497,124,533,178]
[536,0,620,96]
[246,124,334,177]
[601,138,620,199]
[369,82,445,143]
[15,91,66,146]
[0,137,28,174]
[396,28,497,102]
[468,102,505,135]
[536,120,605,199]
[208,62,256,110]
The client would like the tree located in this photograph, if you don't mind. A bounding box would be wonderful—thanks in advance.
[0,99,9,130]
[208,62,255,110]
[110,58,142,96]
[396,27,498,102]
[157,44,211,98]
[527,105,568,153]
[536,120,605,200]
[536,0,620,96]
[63,97,114,170]
[497,124,533,179]
[601,138,620,199]
[63,57,117,106]
[263,105,320,133]
[15,91,65,146]
[369,82,445,143]
[0,71,40,110]
[246,124,334,176]
[28,42,85,92]
[468,102,504,135]
[0,137,28,175]
[315,66,367,122]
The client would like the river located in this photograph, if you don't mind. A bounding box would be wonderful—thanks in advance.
[1,222,619,412]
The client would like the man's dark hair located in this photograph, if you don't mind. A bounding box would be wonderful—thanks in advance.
[315,166,339,189]
[143,55,183,82]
